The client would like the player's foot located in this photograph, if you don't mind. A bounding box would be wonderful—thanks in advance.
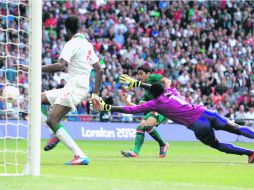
[159,142,169,158]
[64,155,90,165]
[44,137,60,151]
[121,150,138,158]
[248,152,254,163]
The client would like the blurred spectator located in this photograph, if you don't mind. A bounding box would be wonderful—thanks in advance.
[245,107,254,126]
[235,105,248,125]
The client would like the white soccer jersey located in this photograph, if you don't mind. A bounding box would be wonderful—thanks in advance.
[59,33,99,88]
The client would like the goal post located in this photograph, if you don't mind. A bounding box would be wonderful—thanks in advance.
[0,0,41,176]
[29,0,41,176]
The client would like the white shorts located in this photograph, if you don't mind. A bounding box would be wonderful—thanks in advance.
[45,84,89,110]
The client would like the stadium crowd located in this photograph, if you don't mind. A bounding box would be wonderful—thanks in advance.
[1,1,254,125]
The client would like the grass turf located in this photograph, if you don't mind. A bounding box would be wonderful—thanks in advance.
[0,140,253,190]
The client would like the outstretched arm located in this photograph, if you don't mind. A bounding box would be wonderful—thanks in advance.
[140,83,152,91]
[42,58,68,73]
[100,98,157,114]
[119,74,152,91]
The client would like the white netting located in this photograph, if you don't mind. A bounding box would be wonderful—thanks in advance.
[0,0,30,175]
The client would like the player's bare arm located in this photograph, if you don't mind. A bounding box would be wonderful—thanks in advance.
[121,92,136,106]
[160,77,171,89]
[42,58,68,73]
[99,82,152,113]
[13,64,29,72]
[91,62,103,110]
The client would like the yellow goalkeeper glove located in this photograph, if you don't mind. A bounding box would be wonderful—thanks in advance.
[99,98,111,111]
[120,74,142,90]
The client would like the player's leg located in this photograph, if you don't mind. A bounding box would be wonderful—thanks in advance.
[142,112,169,158]
[190,116,254,162]
[121,112,168,158]
[46,104,89,165]
[41,92,62,151]
[41,105,60,151]
[121,125,144,157]
[203,109,254,139]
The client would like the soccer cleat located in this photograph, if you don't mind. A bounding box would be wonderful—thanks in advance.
[44,137,60,151]
[121,150,138,158]
[64,156,90,165]
[248,152,254,163]
[159,142,169,158]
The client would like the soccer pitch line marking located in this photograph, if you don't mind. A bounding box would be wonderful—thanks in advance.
[42,175,252,190]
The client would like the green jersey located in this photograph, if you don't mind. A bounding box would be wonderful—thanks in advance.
[140,74,163,102]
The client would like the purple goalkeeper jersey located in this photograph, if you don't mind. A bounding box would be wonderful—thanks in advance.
[122,88,205,127]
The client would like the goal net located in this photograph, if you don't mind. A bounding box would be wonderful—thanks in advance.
[0,0,41,176]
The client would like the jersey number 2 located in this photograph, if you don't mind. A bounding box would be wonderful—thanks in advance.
[87,50,92,66]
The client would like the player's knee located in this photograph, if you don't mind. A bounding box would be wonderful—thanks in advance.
[46,116,59,129]
[41,93,49,104]
[46,118,55,129]
[198,135,219,148]
[140,118,157,127]
[144,126,154,133]
[137,125,145,131]
[140,120,145,127]
[208,139,219,148]
[225,121,241,134]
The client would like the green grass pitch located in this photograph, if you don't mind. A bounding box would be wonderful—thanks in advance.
[0,140,254,190]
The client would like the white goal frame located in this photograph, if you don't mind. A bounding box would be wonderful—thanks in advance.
[28,0,41,176]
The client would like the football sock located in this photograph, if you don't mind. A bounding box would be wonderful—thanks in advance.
[217,142,253,156]
[133,126,145,154]
[238,127,254,139]
[56,127,86,157]
[146,126,166,147]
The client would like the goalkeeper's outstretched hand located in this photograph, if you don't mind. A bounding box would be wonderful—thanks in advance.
[99,98,111,111]
[120,74,142,90]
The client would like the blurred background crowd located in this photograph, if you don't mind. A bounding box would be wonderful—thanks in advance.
[1,0,254,125]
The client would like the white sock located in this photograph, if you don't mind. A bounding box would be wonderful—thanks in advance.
[56,127,86,157]
[48,128,56,138]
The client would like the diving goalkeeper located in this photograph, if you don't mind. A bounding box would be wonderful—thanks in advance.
[99,75,254,163]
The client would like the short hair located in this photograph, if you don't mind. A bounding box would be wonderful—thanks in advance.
[150,82,165,98]
[137,65,153,74]
[65,16,80,34]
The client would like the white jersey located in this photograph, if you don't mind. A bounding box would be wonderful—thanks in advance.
[59,33,99,88]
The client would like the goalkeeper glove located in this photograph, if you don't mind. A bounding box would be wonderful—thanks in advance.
[120,74,142,90]
[100,98,111,111]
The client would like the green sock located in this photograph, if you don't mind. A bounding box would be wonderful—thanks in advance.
[41,106,63,133]
[133,126,145,154]
[41,106,48,116]
[146,126,166,147]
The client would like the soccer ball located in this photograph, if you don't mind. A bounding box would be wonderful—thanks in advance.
[2,86,20,103]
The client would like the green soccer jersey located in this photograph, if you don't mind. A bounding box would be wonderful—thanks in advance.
[140,74,163,102]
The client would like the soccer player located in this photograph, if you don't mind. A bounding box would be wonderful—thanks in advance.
[120,65,169,158]
[41,16,103,165]
[99,77,254,163]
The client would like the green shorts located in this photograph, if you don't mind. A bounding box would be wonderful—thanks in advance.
[144,111,167,126]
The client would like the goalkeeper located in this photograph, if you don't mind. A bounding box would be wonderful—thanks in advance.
[120,65,170,158]
[100,77,254,163]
